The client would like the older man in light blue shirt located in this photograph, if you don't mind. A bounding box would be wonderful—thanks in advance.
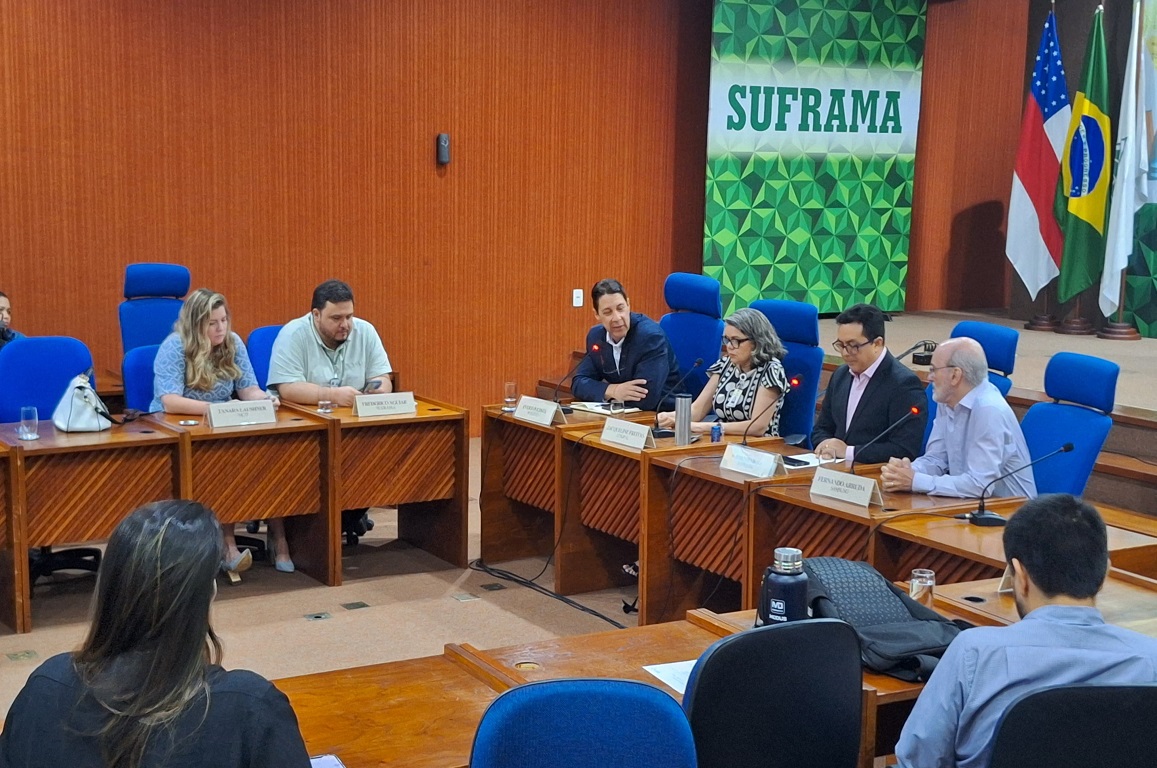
[880,337,1035,499]
[895,494,1157,768]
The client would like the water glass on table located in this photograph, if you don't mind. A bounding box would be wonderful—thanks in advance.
[317,386,334,414]
[909,568,935,608]
[17,406,39,440]
[502,381,518,412]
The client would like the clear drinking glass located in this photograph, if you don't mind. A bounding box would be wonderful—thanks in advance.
[317,386,334,414]
[909,568,936,608]
[18,406,39,440]
[502,381,517,412]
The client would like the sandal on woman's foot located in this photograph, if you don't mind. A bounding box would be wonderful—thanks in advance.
[222,549,253,574]
[268,538,295,573]
[622,560,639,578]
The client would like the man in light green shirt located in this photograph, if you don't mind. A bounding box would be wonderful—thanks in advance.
[268,279,392,406]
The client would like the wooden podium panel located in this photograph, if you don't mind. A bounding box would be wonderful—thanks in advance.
[0,419,182,633]
[155,410,336,587]
[479,406,635,565]
[319,398,469,569]
[639,445,786,625]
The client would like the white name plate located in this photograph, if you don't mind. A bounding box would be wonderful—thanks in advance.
[720,444,786,478]
[809,466,883,508]
[206,400,276,428]
[600,417,656,451]
[513,395,567,427]
[353,391,417,417]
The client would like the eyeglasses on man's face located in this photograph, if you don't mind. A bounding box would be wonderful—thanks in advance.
[927,364,959,377]
[831,337,879,355]
[722,335,750,349]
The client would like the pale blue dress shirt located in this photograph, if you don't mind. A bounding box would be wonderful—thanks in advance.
[910,380,1036,499]
[150,332,258,412]
[895,605,1157,768]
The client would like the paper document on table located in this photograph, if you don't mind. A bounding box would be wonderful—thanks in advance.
[568,402,642,416]
[643,659,697,694]
[311,755,346,768]
[782,453,840,469]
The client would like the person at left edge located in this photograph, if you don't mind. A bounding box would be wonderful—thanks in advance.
[151,288,292,576]
[569,278,683,411]
[0,290,26,351]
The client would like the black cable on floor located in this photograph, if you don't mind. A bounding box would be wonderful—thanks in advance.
[468,557,627,629]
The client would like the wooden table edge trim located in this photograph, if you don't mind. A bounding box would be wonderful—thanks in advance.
[443,643,525,692]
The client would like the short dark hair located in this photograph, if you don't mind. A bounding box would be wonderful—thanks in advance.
[311,280,354,311]
[835,303,886,342]
[591,279,628,309]
[1003,494,1108,599]
[0,291,8,300]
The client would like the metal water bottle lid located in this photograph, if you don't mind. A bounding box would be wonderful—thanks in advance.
[773,547,803,574]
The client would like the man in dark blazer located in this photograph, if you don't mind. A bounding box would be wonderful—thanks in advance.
[570,278,683,412]
[812,303,927,465]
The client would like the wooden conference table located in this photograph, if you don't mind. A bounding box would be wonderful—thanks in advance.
[279,566,1157,768]
[0,396,468,634]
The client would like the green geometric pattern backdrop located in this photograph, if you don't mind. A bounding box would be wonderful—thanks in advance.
[704,0,928,315]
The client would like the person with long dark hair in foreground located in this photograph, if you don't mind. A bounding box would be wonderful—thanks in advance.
[0,500,311,768]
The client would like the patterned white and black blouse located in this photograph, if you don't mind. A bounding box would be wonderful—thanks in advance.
[706,356,790,437]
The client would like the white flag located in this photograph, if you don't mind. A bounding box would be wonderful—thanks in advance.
[1101,0,1149,317]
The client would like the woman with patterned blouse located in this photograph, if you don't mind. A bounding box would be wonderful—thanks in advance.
[657,307,790,438]
[152,289,293,576]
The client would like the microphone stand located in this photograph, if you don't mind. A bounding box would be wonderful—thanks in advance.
[849,407,920,476]
[954,443,1075,527]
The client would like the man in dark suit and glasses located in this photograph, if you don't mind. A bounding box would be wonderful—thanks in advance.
[812,303,926,466]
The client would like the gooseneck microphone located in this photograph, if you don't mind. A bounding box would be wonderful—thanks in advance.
[552,344,599,414]
[849,405,921,476]
[955,442,1075,527]
[652,358,704,438]
[739,373,802,447]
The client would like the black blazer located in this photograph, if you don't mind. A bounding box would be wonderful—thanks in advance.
[811,350,927,464]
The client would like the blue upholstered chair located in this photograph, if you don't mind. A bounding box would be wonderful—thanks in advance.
[750,298,823,445]
[468,678,696,768]
[122,344,160,413]
[951,320,1019,395]
[660,272,725,398]
[119,263,191,353]
[684,619,862,768]
[247,324,283,390]
[0,336,103,581]
[0,336,95,423]
[1019,352,1118,496]
[921,382,937,453]
[921,322,1020,452]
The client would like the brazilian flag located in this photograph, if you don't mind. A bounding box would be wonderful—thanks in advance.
[1054,7,1111,303]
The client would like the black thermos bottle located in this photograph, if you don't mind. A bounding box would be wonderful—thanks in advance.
[756,547,808,625]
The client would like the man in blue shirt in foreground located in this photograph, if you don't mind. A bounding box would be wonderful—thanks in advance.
[895,494,1157,768]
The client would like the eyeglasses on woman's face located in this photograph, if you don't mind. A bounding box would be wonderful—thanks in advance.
[722,335,750,350]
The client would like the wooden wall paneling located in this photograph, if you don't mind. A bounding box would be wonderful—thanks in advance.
[0,0,713,435]
[907,0,1030,311]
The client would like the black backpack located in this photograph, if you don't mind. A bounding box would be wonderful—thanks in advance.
[802,557,970,681]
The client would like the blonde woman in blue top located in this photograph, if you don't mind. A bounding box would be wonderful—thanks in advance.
[152,289,292,575]
[656,307,791,437]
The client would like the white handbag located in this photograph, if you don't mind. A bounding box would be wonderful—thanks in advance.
[52,371,114,432]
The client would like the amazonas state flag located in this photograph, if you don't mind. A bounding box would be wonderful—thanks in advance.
[1054,6,1111,304]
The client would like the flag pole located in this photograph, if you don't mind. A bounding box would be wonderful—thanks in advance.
[1056,294,1096,335]
[1097,272,1142,338]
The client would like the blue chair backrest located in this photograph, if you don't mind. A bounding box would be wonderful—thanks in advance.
[660,272,724,398]
[119,263,191,354]
[951,321,1018,395]
[750,298,822,445]
[922,382,937,453]
[1020,352,1118,496]
[247,324,283,390]
[0,337,95,423]
[469,678,696,768]
[122,345,160,412]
